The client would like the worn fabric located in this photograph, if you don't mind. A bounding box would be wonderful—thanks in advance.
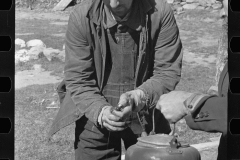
[48,0,182,141]
[74,115,139,160]
[185,62,228,160]
[75,26,139,160]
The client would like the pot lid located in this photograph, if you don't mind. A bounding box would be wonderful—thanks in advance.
[137,134,174,147]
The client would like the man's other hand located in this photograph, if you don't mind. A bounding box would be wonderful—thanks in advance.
[156,91,193,123]
[101,106,126,131]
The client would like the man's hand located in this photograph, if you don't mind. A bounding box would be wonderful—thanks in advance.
[101,106,127,131]
[113,89,146,121]
[156,91,193,123]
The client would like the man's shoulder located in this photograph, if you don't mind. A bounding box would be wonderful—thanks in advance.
[71,0,94,17]
[147,0,172,16]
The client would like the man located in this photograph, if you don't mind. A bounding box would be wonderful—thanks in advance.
[156,0,228,160]
[48,0,182,159]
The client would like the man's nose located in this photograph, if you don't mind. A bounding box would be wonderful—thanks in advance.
[110,0,119,8]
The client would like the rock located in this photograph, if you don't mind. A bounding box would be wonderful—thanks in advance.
[173,1,180,5]
[15,38,26,48]
[26,39,46,48]
[15,49,30,64]
[16,49,28,55]
[32,64,45,72]
[27,46,45,60]
[173,4,183,13]
[212,3,222,10]
[186,0,195,3]
[219,8,226,17]
[180,2,187,5]
[208,0,216,4]
[57,50,65,62]
[202,17,215,23]
[198,0,207,7]
[176,7,184,14]
[196,6,205,10]
[15,49,26,62]
[182,3,198,10]
[205,6,211,10]
[43,48,61,61]
[63,44,65,50]
[174,0,182,3]
[167,0,174,4]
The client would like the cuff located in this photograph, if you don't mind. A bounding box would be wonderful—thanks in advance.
[184,93,209,114]
[136,88,150,108]
[97,106,111,128]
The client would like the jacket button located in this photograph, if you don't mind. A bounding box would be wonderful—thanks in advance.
[188,105,193,109]
[204,111,209,117]
[199,112,204,118]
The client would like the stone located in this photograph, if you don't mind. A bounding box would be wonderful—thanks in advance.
[15,49,28,64]
[173,1,180,5]
[202,17,215,23]
[176,7,184,14]
[207,3,212,7]
[182,3,198,10]
[198,0,207,7]
[208,0,216,4]
[27,46,45,60]
[212,3,222,10]
[219,8,226,17]
[43,48,61,61]
[186,0,195,3]
[57,50,65,62]
[173,4,183,13]
[167,0,174,4]
[15,38,26,48]
[32,64,45,72]
[180,2,187,5]
[26,39,46,48]
[196,6,205,10]
[15,49,30,64]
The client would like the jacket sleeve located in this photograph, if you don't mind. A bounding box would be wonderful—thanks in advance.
[185,96,227,136]
[64,11,111,125]
[138,1,183,108]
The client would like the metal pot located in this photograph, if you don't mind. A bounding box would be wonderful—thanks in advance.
[125,108,201,160]
[125,134,200,160]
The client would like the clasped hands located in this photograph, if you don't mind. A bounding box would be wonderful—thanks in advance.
[100,89,146,132]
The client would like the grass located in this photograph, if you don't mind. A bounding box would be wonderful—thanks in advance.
[15,7,223,160]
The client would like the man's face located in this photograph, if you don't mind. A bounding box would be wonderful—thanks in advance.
[102,0,134,17]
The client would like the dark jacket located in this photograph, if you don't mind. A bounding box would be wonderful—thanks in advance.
[185,62,228,136]
[185,62,228,160]
[48,0,182,138]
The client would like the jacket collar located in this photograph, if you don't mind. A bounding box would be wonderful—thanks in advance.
[87,0,152,27]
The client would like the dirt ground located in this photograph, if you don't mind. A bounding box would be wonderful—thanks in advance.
[15,7,223,160]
